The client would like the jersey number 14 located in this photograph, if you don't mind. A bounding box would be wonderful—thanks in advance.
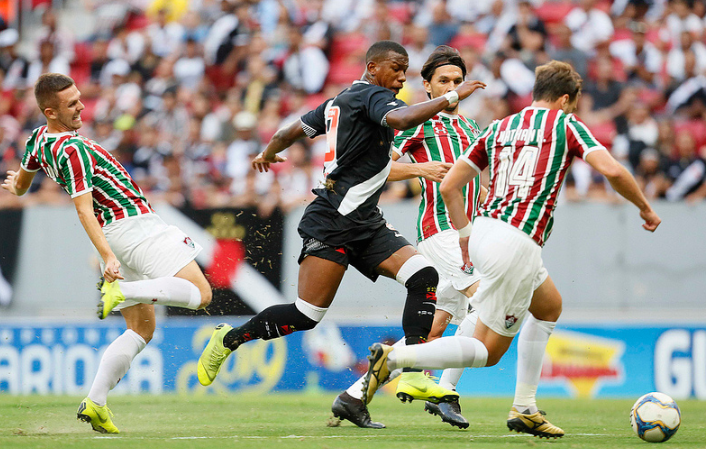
[495,145,538,199]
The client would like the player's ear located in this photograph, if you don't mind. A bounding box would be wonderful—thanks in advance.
[44,107,57,120]
[423,79,432,97]
[367,60,378,76]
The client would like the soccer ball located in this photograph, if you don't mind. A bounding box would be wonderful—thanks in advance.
[630,392,681,443]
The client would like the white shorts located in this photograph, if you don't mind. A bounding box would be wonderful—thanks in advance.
[418,229,481,324]
[102,213,202,310]
[468,217,548,337]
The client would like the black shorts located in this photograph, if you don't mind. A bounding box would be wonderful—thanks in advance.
[297,202,411,281]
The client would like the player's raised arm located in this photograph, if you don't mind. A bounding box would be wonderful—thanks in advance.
[252,120,306,172]
[584,149,661,232]
[1,168,36,196]
[385,80,486,131]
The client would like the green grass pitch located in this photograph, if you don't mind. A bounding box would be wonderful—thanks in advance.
[1,393,705,448]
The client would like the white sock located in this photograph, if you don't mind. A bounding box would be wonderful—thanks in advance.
[389,336,487,371]
[119,277,201,309]
[347,338,406,400]
[88,329,146,406]
[513,314,555,414]
[439,310,478,390]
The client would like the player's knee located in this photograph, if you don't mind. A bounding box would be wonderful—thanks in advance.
[405,266,439,293]
[485,351,503,367]
[132,321,155,344]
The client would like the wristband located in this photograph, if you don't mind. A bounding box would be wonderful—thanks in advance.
[458,222,472,238]
[443,90,459,105]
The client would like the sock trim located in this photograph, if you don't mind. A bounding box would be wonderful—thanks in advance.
[294,298,327,322]
[395,254,432,285]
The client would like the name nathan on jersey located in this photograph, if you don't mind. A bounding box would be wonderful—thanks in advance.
[497,128,541,146]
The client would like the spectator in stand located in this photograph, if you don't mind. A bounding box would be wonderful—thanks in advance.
[277,140,318,213]
[666,30,706,86]
[623,101,660,169]
[35,9,75,63]
[549,25,589,80]
[0,28,29,90]
[581,56,633,127]
[663,0,703,49]
[226,111,262,187]
[665,131,706,201]
[173,38,205,91]
[565,0,614,54]
[239,56,279,113]
[147,8,185,58]
[423,1,460,46]
[282,25,329,94]
[106,25,145,65]
[477,0,516,53]
[147,87,190,142]
[360,0,404,44]
[634,147,670,199]
[504,1,548,70]
[301,0,334,55]
[610,21,663,87]
[405,26,436,78]
[26,40,71,87]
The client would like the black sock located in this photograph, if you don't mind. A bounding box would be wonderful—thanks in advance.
[223,303,318,350]
[402,266,438,346]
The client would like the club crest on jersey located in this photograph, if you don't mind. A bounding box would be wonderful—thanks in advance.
[432,120,448,136]
[385,222,402,238]
[505,315,518,329]
[183,237,195,248]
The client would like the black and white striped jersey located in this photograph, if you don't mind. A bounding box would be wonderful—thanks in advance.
[300,80,406,222]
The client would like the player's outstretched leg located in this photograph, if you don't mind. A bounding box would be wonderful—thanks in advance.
[77,397,119,434]
[330,392,385,429]
[507,407,564,438]
[197,323,234,386]
[424,401,469,429]
[395,371,459,404]
[362,343,394,404]
[97,278,125,319]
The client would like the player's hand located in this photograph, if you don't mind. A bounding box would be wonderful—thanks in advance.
[459,236,471,267]
[1,170,19,195]
[418,162,453,183]
[454,80,487,101]
[103,256,124,283]
[640,208,661,232]
[252,151,287,173]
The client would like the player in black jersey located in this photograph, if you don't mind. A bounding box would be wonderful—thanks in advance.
[197,41,485,417]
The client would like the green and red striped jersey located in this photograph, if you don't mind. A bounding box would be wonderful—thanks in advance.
[392,112,482,242]
[21,126,153,227]
[461,107,606,247]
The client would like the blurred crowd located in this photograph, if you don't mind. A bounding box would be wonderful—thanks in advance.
[1,0,706,216]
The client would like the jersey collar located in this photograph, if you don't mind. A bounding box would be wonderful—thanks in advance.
[44,130,78,138]
[437,111,459,119]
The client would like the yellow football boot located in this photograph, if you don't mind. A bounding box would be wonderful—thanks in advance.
[96,278,125,320]
[77,397,119,434]
[395,371,460,404]
[362,343,394,404]
[507,407,565,438]
[197,323,234,386]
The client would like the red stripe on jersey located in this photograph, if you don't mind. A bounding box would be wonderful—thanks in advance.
[530,110,563,238]
[508,109,540,229]
[91,187,125,226]
[66,146,89,194]
[486,116,514,221]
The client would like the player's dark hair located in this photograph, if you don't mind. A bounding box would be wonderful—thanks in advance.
[35,73,75,112]
[421,45,467,82]
[532,60,582,103]
[365,40,408,63]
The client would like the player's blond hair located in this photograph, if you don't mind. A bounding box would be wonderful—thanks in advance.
[34,73,75,113]
[532,61,582,103]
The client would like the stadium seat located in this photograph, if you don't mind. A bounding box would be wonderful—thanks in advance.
[534,1,573,25]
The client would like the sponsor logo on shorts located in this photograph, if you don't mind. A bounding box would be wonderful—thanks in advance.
[183,237,195,248]
[505,315,517,329]
[304,238,328,253]
[461,262,474,275]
